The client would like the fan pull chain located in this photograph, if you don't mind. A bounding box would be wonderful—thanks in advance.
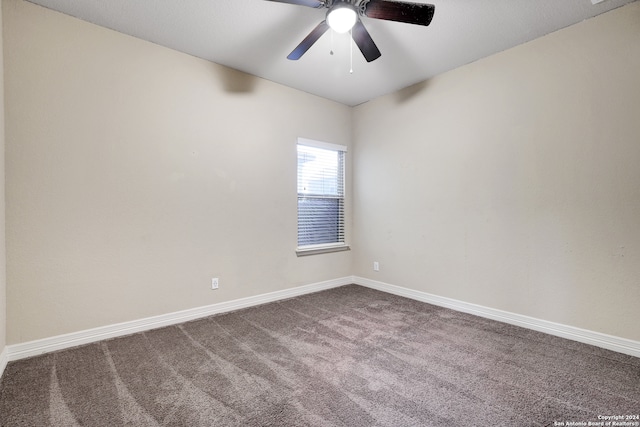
[349,28,353,74]
[330,29,334,55]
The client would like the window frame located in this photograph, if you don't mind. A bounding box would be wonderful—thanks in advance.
[296,137,350,256]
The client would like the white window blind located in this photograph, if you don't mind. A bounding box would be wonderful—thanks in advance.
[297,138,346,250]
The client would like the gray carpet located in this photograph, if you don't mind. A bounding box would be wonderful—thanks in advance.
[1,285,638,426]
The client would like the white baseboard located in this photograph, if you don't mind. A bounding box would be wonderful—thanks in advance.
[353,276,640,358]
[5,275,639,366]
[6,277,352,362]
[0,346,8,379]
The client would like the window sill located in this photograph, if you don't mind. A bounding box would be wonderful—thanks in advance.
[296,244,351,257]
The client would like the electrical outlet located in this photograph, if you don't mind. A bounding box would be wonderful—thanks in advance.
[373,262,379,272]
[211,278,219,289]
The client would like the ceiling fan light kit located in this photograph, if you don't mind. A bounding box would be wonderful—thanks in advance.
[326,1,358,33]
[267,0,435,63]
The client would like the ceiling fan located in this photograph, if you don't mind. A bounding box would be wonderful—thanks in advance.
[265,0,435,62]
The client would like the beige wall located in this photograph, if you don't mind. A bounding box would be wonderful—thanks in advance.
[4,0,640,346]
[4,0,352,344]
[353,3,640,341]
[0,0,6,352]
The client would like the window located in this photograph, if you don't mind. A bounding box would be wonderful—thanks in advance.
[296,138,349,256]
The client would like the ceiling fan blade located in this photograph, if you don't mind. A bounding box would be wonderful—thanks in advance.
[363,0,435,26]
[264,0,324,8]
[287,21,330,60]
[351,20,382,62]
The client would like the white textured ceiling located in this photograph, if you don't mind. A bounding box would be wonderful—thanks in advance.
[26,0,637,106]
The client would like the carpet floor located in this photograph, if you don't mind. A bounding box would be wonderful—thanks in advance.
[1,285,638,426]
